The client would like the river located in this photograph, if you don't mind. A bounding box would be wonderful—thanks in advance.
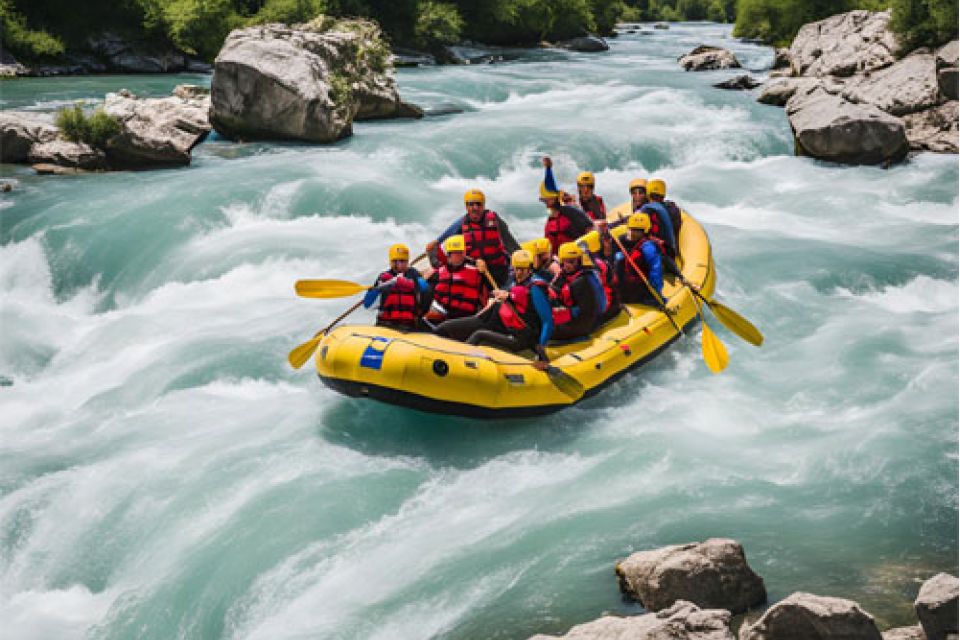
[1,22,957,640]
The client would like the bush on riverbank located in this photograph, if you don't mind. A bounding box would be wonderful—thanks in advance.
[620,0,738,22]
[55,104,120,148]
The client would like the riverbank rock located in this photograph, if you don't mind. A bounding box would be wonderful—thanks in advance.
[557,36,609,52]
[757,77,821,106]
[915,573,959,640]
[210,17,417,142]
[772,47,792,71]
[0,111,59,163]
[882,626,927,640]
[0,47,28,77]
[739,592,883,640]
[103,88,211,167]
[936,41,958,101]
[842,51,941,116]
[714,75,761,90]
[616,539,766,614]
[903,100,959,153]
[789,10,897,78]
[679,45,741,71]
[27,139,106,170]
[529,600,734,640]
[787,85,909,165]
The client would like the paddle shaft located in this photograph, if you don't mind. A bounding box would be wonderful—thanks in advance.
[610,233,682,334]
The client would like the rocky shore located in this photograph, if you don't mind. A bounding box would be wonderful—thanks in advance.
[529,538,958,640]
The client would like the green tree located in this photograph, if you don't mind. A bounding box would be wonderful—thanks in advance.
[891,0,959,50]
[0,0,64,59]
[161,0,240,59]
[247,0,326,24]
[414,0,463,48]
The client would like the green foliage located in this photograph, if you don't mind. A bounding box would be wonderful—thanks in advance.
[161,0,240,59]
[0,0,64,60]
[55,104,121,148]
[414,1,464,48]
[621,0,736,21]
[890,0,958,50]
[327,71,352,110]
[247,0,326,24]
[733,0,863,45]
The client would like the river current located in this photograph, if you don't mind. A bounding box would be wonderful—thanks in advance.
[1,22,957,640]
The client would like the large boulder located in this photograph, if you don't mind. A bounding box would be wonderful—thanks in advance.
[557,36,609,52]
[842,51,941,116]
[789,10,898,78]
[103,88,211,167]
[936,41,959,101]
[757,77,821,106]
[915,573,959,640]
[529,600,734,640]
[0,111,59,162]
[27,139,106,170]
[739,592,883,640]
[903,100,959,153]
[679,45,741,71]
[882,626,927,640]
[786,85,909,165]
[210,18,415,141]
[616,539,766,614]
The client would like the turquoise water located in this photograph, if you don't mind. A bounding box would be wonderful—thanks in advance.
[1,22,957,639]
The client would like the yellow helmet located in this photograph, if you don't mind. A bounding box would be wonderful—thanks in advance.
[579,230,601,253]
[463,188,485,205]
[629,178,647,192]
[388,243,410,261]
[444,234,466,253]
[558,242,583,261]
[647,179,666,197]
[511,249,534,269]
[576,171,595,187]
[534,237,552,256]
[627,212,651,232]
[521,240,538,255]
[539,181,561,199]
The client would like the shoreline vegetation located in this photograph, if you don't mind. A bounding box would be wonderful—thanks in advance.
[1,0,956,74]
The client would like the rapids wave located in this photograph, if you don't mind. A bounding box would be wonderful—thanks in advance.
[1,22,957,640]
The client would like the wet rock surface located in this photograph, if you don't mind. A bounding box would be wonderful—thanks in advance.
[679,45,741,71]
[915,573,959,640]
[738,592,883,640]
[529,600,734,640]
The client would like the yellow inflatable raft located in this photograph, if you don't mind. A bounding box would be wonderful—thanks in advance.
[314,204,714,418]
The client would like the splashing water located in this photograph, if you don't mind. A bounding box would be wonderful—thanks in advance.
[1,23,956,640]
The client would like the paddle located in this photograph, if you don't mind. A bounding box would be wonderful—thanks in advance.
[295,279,370,299]
[479,266,585,401]
[609,233,683,334]
[686,284,763,347]
[287,253,427,369]
[693,294,729,374]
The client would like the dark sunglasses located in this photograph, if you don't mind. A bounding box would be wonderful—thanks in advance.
[466,201,484,207]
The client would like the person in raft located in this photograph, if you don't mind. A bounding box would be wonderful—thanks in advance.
[427,188,520,288]
[576,171,607,222]
[550,242,606,341]
[639,178,680,260]
[424,235,488,326]
[540,157,594,255]
[523,237,561,283]
[629,178,648,213]
[364,243,430,331]
[577,230,621,324]
[435,250,554,364]
[615,212,665,306]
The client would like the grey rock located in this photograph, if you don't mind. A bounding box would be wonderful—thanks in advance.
[882,626,927,640]
[654,22,670,30]
[616,538,766,614]
[679,45,741,71]
[757,77,821,106]
[529,600,734,640]
[185,58,213,73]
[786,85,908,165]
[423,102,467,117]
[714,75,762,90]
[391,47,436,67]
[842,51,940,116]
[903,101,958,153]
[939,67,958,101]
[32,163,89,175]
[937,41,959,69]
[0,111,59,162]
[772,47,793,71]
[27,139,106,169]
[0,47,28,77]
[557,36,609,52]
[172,84,210,100]
[739,592,883,640]
[103,89,211,167]
[789,10,897,78]
[915,573,959,640]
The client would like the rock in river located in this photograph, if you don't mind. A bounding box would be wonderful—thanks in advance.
[714,75,761,90]
[28,139,106,170]
[739,592,883,640]
[557,36,609,52]
[678,46,741,71]
[0,111,59,163]
[789,10,897,78]
[842,51,941,116]
[529,600,734,640]
[616,538,766,614]
[915,573,959,640]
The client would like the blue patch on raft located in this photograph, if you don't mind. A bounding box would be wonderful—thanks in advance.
[360,337,391,370]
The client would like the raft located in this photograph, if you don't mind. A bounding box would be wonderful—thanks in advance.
[314,203,715,418]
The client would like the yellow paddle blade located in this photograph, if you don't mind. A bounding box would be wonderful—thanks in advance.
[707,299,764,347]
[701,322,729,374]
[295,279,368,299]
[545,366,585,401]
[288,335,322,369]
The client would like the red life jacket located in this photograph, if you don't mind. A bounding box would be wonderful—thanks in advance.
[434,264,483,317]
[544,209,575,256]
[498,278,548,331]
[377,268,419,326]
[594,258,615,310]
[552,269,584,326]
[461,210,507,267]
[580,194,606,221]
[623,236,664,284]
